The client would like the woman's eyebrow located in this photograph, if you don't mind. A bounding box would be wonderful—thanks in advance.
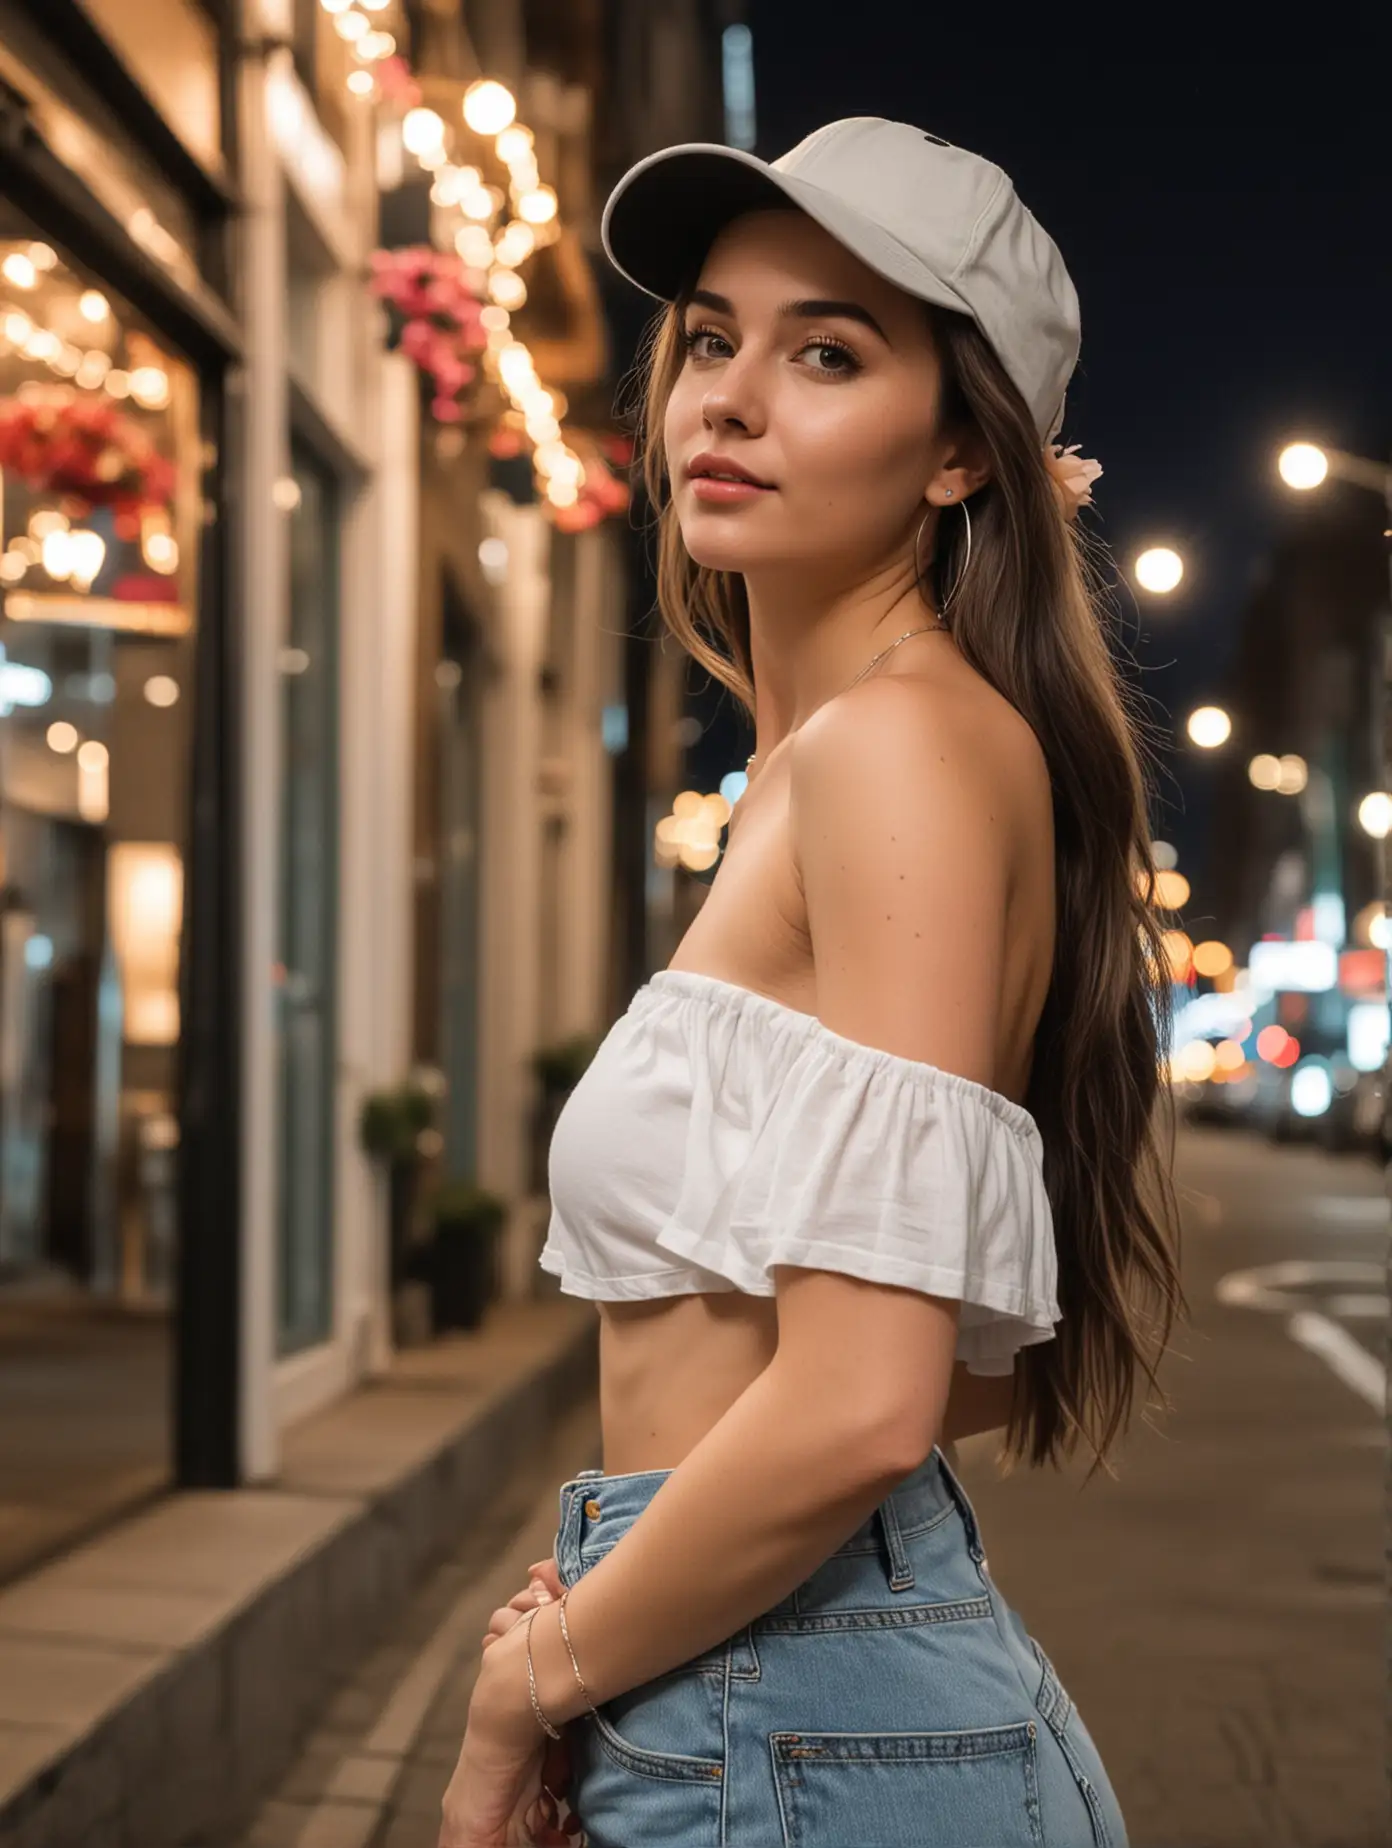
[686,289,889,344]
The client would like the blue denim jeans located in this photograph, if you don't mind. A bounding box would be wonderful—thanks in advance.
[553,1445,1126,1847]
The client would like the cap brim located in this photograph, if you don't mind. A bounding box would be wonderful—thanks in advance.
[601,143,972,323]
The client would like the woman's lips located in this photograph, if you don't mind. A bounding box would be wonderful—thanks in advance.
[688,476,775,503]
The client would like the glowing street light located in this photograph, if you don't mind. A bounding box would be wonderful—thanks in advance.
[1134,546,1183,594]
[1186,705,1231,749]
[1357,791,1392,839]
[1275,437,1391,500]
[1277,442,1329,491]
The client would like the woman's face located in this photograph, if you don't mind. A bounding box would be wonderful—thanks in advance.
[663,208,949,581]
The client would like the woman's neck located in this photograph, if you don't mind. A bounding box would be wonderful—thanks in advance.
[742,561,944,767]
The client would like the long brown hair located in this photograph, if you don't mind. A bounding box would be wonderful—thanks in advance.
[626,284,1185,1475]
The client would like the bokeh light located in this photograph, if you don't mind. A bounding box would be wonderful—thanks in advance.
[1134,546,1183,593]
[1277,442,1329,490]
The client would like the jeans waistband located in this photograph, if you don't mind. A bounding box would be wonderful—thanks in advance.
[557,1443,987,1594]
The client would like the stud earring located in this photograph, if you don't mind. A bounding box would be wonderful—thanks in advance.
[944,489,953,499]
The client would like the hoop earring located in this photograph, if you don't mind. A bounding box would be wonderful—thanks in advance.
[940,498,972,615]
[914,499,973,618]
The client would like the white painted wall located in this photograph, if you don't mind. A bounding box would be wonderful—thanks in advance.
[240,45,416,1472]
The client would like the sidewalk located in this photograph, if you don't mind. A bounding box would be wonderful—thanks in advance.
[0,1298,597,1848]
[237,1391,602,1848]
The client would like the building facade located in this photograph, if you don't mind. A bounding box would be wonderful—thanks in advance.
[0,0,750,1571]
[0,0,246,1574]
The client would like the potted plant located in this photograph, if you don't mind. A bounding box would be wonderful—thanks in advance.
[426,1180,509,1330]
[358,1069,444,1323]
[528,1031,600,1193]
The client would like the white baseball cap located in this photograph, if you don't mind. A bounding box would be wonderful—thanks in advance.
[601,117,1080,442]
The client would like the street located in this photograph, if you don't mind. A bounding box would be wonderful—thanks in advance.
[238,1124,1386,1848]
[957,1124,1386,1848]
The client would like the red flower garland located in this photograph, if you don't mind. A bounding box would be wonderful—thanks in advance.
[370,250,630,529]
[0,391,175,532]
[369,246,489,423]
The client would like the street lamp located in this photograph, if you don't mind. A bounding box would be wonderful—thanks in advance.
[1186,705,1232,749]
[1248,752,1308,795]
[1358,791,1392,840]
[1134,545,1184,594]
[1276,439,1392,504]
[1277,443,1329,491]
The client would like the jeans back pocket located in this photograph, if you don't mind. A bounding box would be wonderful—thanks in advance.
[770,1721,1043,1847]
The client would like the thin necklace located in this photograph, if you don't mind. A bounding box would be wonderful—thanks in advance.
[744,620,947,772]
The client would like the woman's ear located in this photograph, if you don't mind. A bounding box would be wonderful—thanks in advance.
[933,429,992,504]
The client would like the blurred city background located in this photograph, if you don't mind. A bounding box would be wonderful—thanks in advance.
[0,6,1384,1846]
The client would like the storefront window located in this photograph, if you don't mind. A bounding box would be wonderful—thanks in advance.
[275,443,338,1355]
[0,16,201,296]
[0,214,197,1579]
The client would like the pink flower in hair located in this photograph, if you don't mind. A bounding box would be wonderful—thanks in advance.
[1044,442,1102,521]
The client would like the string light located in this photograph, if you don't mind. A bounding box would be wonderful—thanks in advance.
[69,530,105,588]
[516,186,558,225]
[495,125,533,163]
[454,225,494,268]
[462,80,516,134]
[351,41,601,520]
[402,107,446,155]
[129,366,171,411]
[488,269,526,310]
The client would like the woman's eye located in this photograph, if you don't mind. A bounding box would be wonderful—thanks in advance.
[684,327,732,360]
[800,339,859,376]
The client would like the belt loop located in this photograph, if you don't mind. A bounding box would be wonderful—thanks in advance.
[876,1492,916,1592]
[933,1444,986,1564]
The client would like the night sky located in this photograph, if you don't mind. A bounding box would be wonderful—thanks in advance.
[685,18,1391,887]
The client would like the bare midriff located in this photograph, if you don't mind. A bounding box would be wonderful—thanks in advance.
[598,1293,1019,1474]
[592,650,1053,1478]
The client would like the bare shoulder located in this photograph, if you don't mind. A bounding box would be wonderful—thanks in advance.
[791,661,1051,843]
[787,662,1051,1086]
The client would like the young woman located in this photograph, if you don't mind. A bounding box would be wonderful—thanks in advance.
[442,117,1183,1848]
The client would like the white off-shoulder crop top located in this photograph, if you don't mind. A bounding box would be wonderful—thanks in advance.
[538,968,1060,1376]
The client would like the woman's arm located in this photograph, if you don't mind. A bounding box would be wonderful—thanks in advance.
[493,1322,950,1726]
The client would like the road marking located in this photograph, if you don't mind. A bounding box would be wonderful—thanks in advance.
[1216,1259,1382,1313]
[1216,1260,1387,1412]
[1308,1195,1390,1227]
[1324,1292,1389,1320]
[1287,1311,1386,1413]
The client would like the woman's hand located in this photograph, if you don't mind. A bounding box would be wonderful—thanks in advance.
[440,1610,556,1847]
[480,1557,565,1657]
[440,1572,581,1846]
